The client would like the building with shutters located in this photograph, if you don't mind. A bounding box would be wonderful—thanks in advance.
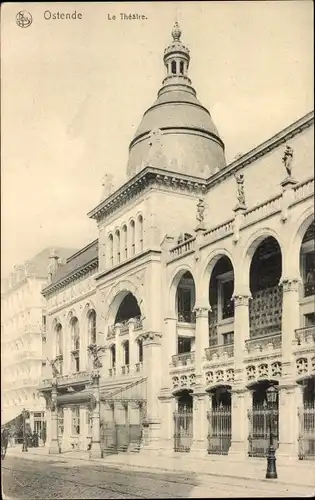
[39,23,314,462]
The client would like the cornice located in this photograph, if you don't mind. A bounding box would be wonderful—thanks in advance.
[87,166,207,223]
[206,110,314,190]
[42,257,98,297]
[95,249,162,282]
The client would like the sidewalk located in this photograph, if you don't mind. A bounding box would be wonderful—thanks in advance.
[6,445,315,489]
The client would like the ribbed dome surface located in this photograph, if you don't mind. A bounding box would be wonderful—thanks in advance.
[126,25,226,179]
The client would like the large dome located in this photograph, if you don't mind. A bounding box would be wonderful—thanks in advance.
[126,24,226,179]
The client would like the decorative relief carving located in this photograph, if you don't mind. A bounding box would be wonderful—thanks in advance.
[296,358,308,376]
[172,373,196,392]
[271,361,282,377]
[246,360,283,382]
[246,365,256,381]
[281,278,300,293]
[138,332,162,343]
[258,363,268,378]
[205,368,234,386]
[193,307,210,319]
[233,295,251,307]
[282,145,294,177]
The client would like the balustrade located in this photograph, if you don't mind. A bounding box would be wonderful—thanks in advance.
[204,219,234,242]
[171,352,195,367]
[205,343,234,361]
[135,362,143,373]
[57,370,90,386]
[295,326,315,346]
[119,321,129,335]
[109,367,116,377]
[293,177,314,202]
[121,365,130,375]
[169,237,196,259]
[243,195,281,226]
[245,332,282,353]
[133,316,143,331]
[177,311,196,324]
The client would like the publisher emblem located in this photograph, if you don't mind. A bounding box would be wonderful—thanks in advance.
[16,11,33,28]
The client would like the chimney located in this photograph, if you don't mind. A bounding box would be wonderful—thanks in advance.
[47,248,59,284]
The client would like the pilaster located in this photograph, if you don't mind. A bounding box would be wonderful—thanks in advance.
[229,387,251,460]
[190,391,208,455]
[277,381,303,462]
[162,315,177,389]
[62,407,72,452]
[280,177,298,223]
[157,391,176,452]
[193,307,210,383]
[128,319,137,374]
[233,204,247,244]
[280,278,301,375]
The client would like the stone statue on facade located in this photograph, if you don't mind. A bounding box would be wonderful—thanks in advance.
[48,357,59,377]
[101,173,114,200]
[196,198,205,224]
[87,344,104,369]
[282,145,294,177]
[235,172,246,206]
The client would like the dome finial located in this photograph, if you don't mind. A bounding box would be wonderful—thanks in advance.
[172,21,182,41]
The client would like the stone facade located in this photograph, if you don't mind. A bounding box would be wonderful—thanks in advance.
[39,24,314,462]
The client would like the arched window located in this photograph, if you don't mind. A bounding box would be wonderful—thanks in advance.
[122,225,128,260]
[138,215,144,252]
[55,324,63,375]
[130,220,135,256]
[88,310,96,345]
[180,61,184,74]
[123,340,129,366]
[115,229,121,264]
[71,317,80,372]
[108,234,114,267]
[171,60,176,74]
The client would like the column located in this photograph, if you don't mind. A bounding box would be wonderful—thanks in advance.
[157,394,176,452]
[128,401,141,448]
[89,374,102,459]
[191,392,209,455]
[46,409,51,448]
[229,294,250,457]
[194,308,210,381]
[62,407,72,452]
[142,332,162,449]
[49,382,59,454]
[115,324,122,376]
[280,278,300,377]
[79,408,88,450]
[128,319,137,374]
[229,389,251,459]
[162,316,177,389]
[277,383,303,461]
[79,320,88,372]
[114,401,128,452]
[277,278,301,461]
[63,321,71,374]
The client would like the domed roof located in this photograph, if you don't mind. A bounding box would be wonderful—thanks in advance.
[126,24,226,179]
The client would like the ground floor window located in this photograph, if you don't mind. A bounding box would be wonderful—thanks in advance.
[71,407,80,435]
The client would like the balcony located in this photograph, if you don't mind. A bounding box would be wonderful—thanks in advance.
[121,365,130,375]
[119,321,129,335]
[57,371,91,387]
[107,325,115,340]
[205,343,234,362]
[178,311,196,324]
[295,326,315,347]
[171,352,195,367]
[133,317,143,332]
[109,367,116,377]
[135,362,143,373]
[245,332,282,354]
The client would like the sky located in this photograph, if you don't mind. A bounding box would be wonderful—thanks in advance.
[1,1,314,277]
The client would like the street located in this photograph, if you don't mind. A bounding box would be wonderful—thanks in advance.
[1,455,314,499]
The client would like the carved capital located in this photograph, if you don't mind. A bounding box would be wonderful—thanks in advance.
[193,307,210,319]
[139,331,162,344]
[232,294,251,307]
[281,278,301,293]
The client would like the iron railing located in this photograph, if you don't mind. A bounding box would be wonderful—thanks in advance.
[247,404,279,458]
[173,410,193,453]
[207,405,231,455]
[298,403,315,460]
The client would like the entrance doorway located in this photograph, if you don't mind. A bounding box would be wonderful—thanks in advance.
[173,391,193,452]
[207,387,231,455]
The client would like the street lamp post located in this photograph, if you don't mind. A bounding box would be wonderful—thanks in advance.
[21,408,30,452]
[265,385,278,479]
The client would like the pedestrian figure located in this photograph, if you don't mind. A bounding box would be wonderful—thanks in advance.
[1,428,9,459]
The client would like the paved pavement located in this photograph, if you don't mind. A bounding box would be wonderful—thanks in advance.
[5,444,315,490]
[1,454,314,499]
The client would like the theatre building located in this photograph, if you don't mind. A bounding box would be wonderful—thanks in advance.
[39,24,314,463]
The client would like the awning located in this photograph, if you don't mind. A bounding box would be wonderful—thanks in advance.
[100,377,147,402]
[1,408,22,427]
[57,391,92,405]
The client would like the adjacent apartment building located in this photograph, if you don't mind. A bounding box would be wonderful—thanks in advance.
[1,247,76,436]
[39,24,314,462]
